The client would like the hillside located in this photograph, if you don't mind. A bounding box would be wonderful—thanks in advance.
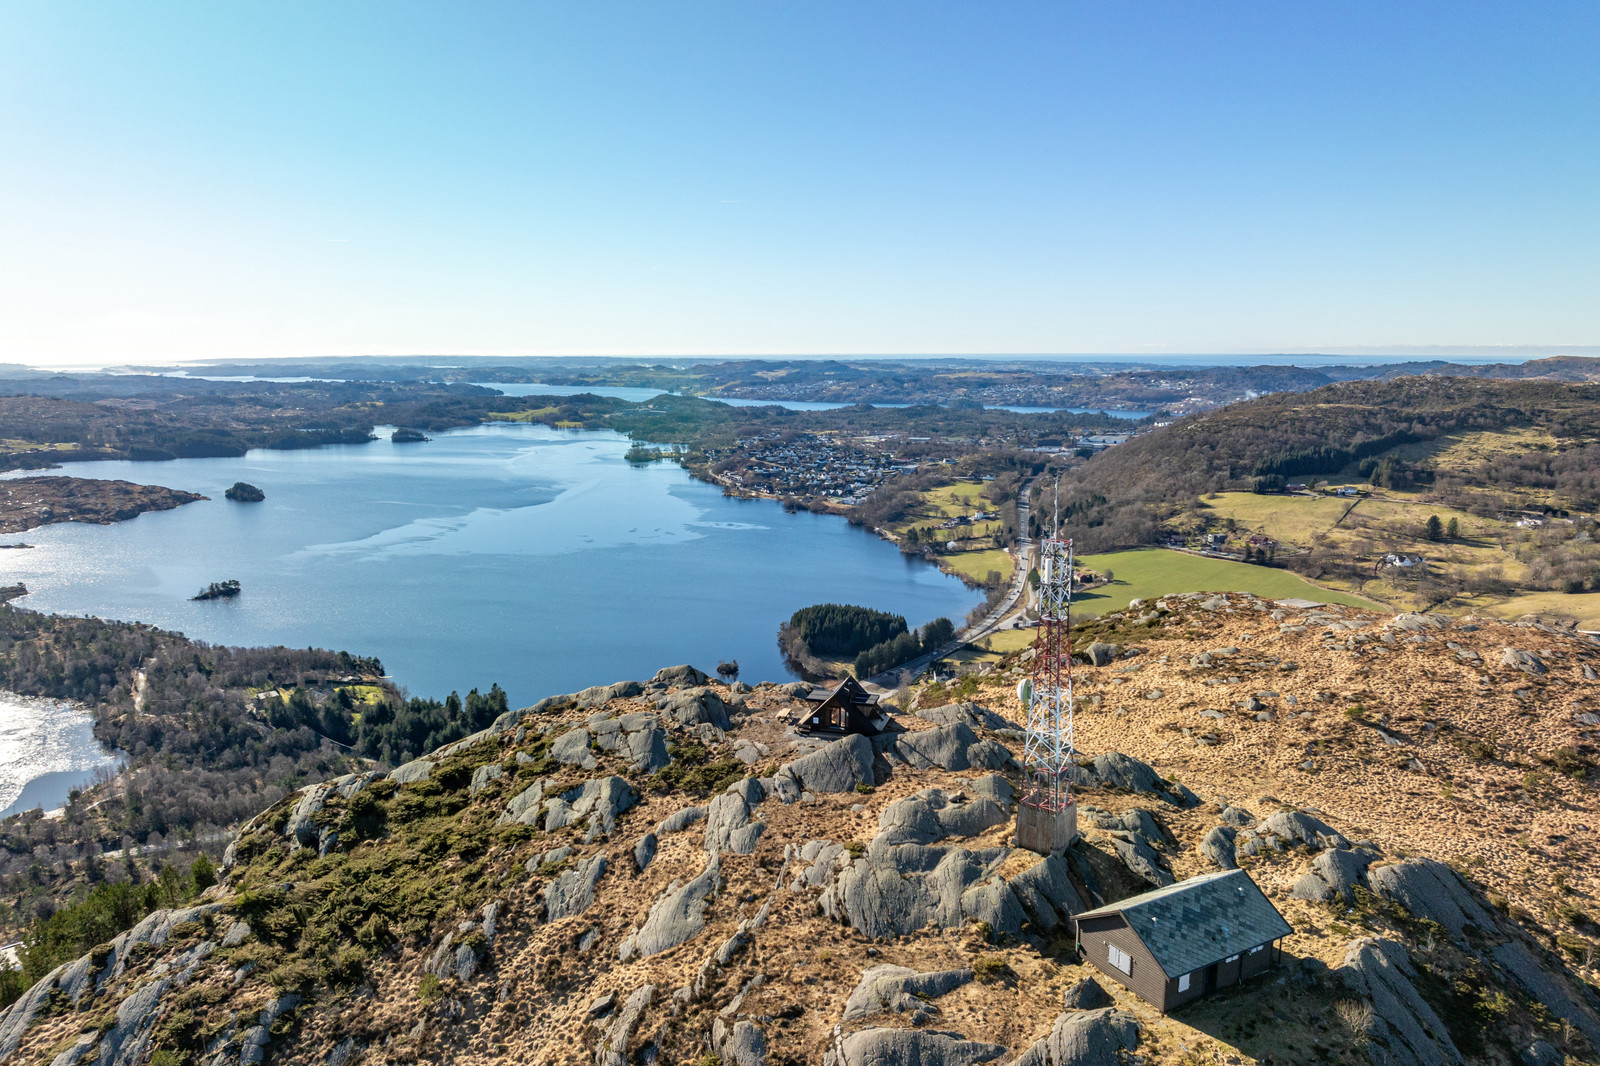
[1054,378,1600,622]
[1,596,1597,1065]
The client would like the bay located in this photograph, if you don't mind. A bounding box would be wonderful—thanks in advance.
[0,425,983,711]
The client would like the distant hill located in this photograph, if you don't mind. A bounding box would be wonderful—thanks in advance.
[1056,377,1600,553]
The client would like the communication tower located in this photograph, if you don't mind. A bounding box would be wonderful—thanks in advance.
[1015,487,1079,854]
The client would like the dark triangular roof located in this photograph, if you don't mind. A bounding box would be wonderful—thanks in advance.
[1075,869,1293,978]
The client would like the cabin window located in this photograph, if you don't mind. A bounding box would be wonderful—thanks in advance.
[1107,944,1131,974]
[811,717,819,724]
[1248,945,1264,955]
[1177,973,1190,992]
[1225,954,1240,964]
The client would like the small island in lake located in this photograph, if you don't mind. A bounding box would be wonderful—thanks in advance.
[224,482,265,502]
[391,428,430,443]
[192,580,242,601]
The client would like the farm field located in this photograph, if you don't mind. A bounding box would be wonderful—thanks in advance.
[940,546,1014,584]
[1073,549,1380,617]
[889,480,1013,585]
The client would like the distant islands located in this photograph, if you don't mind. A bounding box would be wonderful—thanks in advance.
[224,481,265,502]
[0,476,205,534]
[192,580,242,601]
[391,428,430,443]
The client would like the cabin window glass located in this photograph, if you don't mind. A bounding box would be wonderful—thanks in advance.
[1248,945,1264,955]
[1177,973,1190,992]
[1107,944,1131,974]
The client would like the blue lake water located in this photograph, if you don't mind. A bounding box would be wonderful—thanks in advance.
[476,383,1148,418]
[0,425,983,711]
[0,695,124,817]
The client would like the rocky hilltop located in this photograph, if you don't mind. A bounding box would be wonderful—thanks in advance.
[2,596,1598,1066]
[0,476,205,534]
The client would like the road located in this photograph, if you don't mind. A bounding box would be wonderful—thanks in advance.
[865,476,1037,688]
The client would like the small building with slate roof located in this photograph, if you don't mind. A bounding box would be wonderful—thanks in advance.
[795,676,892,737]
[1073,868,1293,1012]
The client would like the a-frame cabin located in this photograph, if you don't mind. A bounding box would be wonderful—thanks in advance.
[796,676,893,736]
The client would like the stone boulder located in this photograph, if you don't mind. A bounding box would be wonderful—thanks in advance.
[876,790,1008,847]
[1368,858,1498,938]
[1338,939,1463,1066]
[918,702,1021,731]
[1070,753,1197,808]
[704,788,765,856]
[596,984,654,1066]
[618,858,721,960]
[576,680,645,708]
[626,725,671,774]
[552,728,598,770]
[545,853,607,922]
[884,723,1014,772]
[712,1018,767,1066]
[842,965,973,1021]
[658,687,731,730]
[1107,832,1172,888]
[1291,848,1377,904]
[1060,977,1113,1011]
[1199,826,1237,870]
[657,805,707,835]
[1006,852,1086,932]
[825,1028,1007,1066]
[781,733,875,793]
[1491,940,1600,1050]
[547,776,638,836]
[1013,1008,1141,1066]
[1085,642,1118,667]
[653,664,709,687]
[820,842,1018,940]
[1500,647,1546,675]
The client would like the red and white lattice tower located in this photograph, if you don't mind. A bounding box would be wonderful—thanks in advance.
[1016,534,1080,854]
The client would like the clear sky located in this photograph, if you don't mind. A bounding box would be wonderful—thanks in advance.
[2,2,1597,366]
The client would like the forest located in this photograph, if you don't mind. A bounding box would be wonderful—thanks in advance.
[777,603,956,681]
[0,605,505,940]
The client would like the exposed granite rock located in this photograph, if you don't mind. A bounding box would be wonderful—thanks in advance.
[825,1027,1007,1066]
[619,858,722,959]
[545,853,608,922]
[1338,938,1463,1066]
[842,964,973,1021]
[781,733,875,793]
[1368,858,1498,938]
[1012,1008,1141,1066]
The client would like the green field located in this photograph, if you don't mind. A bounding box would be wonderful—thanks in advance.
[942,547,1014,584]
[1073,549,1381,617]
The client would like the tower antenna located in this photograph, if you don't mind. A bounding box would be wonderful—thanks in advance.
[1016,521,1078,855]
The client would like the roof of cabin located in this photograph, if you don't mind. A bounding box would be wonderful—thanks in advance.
[1075,869,1293,978]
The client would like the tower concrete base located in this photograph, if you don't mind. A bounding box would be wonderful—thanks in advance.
[1016,802,1078,856]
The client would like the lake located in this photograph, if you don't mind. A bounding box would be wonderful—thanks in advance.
[0,425,983,712]
[476,383,1149,418]
[0,694,123,818]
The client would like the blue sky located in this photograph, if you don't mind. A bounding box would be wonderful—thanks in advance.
[2,2,1597,365]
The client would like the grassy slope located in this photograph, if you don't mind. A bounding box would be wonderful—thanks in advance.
[891,481,1015,584]
[1074,549,1380,617]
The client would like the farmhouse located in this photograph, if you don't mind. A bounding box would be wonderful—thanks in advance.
[795,676,892,736]
[1073,869,1292,1012]
[1380,552,1425,569]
